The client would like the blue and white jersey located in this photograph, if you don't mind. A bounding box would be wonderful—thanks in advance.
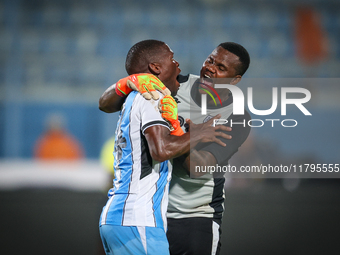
[100,91,172,231]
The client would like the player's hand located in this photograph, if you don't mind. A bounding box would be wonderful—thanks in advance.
[115,76,131,97]
[187,114,232,146]
[159,95,184,136]
[115,73,171,100]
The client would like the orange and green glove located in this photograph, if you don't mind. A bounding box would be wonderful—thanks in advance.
[115,73,171,100]
[159,95,184,136]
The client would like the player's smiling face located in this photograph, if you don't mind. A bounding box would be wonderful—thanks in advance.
[156,44,181,96]
[199,46,241,92]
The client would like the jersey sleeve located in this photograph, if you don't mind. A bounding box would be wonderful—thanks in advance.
[139,93,170,134]
[198,110,251,165]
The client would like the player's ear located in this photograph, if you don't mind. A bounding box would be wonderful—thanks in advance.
[149,62,161,75]
[230,75,241,85]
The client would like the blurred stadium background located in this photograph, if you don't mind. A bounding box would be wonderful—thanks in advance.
[0,0,339,254]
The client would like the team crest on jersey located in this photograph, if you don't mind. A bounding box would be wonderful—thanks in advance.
[203,115,214,123]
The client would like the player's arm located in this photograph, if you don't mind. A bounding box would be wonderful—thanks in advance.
[144,115,232,163]
[158,96,234,176]
[182,112,251,177]
[182,150,217,178]
[99,74,170,113]
[99,83,126,113]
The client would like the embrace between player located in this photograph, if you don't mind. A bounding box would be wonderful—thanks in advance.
[99,39,250,255]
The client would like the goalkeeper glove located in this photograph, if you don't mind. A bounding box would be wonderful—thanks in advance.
[115,73,171,100]
[159,95,184,136]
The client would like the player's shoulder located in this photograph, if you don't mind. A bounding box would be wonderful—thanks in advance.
[177,74,199,84]
[228,109,251,136]
[177,74,199,99]
[177,74,190,83]
[228,106,251,121]
[238,109,251,121]
[133,90,163,101]
[241,109,251,121]
[130,91,161,112]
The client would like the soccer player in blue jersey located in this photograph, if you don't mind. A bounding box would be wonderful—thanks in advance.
[99,40,232,255]
[99,42,251,255]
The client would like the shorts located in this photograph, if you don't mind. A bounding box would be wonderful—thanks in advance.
[99,225,169,255]
[167,217,221,255]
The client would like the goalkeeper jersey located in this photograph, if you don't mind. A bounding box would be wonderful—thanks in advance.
[100,91,172,231]
[167,74,251,220]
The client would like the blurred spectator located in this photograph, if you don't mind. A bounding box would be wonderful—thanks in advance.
[294,7,329,66]
[99,136,115,190]
[99,136,115,175]
[33,113,84,160]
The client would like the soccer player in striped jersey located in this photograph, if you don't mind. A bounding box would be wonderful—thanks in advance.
[99,40,232,255]
[99,42,251,255]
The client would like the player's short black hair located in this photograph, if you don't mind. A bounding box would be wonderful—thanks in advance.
[218,42,250,76]
[125,39,166,75]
